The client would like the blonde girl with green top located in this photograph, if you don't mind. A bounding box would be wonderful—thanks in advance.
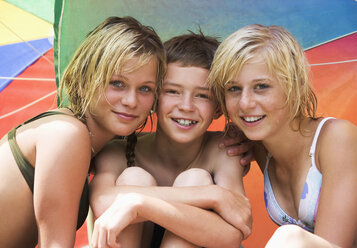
[0,16,165,247]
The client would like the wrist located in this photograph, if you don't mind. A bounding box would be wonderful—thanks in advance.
[115,193,144,214]
[208,185,222,210]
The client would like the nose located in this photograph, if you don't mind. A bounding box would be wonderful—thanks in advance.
[178,93,194,112]
[239,90,255,110]
[121,89,137,108]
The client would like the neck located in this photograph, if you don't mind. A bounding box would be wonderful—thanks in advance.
[153,127,206,173]
[85,114,116,157]
[262,117,314,169]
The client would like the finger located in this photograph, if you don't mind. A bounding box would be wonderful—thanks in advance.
[107,225,120,248]
[91,222,99,248]
[242,163,251,176]
[233,208,252,240]
[219,137,241,148]
[226,142,252,157]
[240,223,252,240]
[98,224,108,248]
[240,151,254,166]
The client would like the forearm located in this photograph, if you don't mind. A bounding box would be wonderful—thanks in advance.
[136,193,243,248]
[90,183,219,217]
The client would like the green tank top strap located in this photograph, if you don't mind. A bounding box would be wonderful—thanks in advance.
[7,110,90,229]
[8,111,69,193]
[8,128,35,192]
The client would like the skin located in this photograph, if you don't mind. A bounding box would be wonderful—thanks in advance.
[90,63,252,248]
[265,225,340,248]
[225,55,357,247]
[0,57,158,247]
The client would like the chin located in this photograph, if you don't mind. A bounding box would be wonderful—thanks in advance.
[170,135,195,144]
[244,132,265,141]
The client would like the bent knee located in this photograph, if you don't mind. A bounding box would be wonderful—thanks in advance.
[268,225,306,246]
[173,168,213,186]
[116,167,157,186]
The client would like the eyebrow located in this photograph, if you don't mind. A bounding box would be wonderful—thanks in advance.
[163,82,210,91]
[228,77,271,85]
[112,74,156,85]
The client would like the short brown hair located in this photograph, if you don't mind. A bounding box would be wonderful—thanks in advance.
[164,30,219,70]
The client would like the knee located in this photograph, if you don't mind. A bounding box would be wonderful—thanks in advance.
[173,168,213,187]
[116,167,157,186]
[266,225,306,247]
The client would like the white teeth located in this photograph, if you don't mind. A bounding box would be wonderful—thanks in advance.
[175,119,197,126]
[243,116,264,123]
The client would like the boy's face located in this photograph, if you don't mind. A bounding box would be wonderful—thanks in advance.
[157,63,219,144]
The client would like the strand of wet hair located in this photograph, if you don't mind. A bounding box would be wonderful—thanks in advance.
[125,132,137,167]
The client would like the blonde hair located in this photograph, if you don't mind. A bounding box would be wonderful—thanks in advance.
[58,16,166,119]
[208,24,317,122]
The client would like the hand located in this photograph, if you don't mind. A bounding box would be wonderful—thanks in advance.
[212,186,252,240]
[219,122,253,168]
[91,193,143,248]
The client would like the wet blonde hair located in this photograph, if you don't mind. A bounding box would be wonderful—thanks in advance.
[208,24,317,123]
[58,16,166,119]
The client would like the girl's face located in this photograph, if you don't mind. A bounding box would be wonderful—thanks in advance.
[157,63,219,144]
[91,57,157,136]
[224,55,290,141]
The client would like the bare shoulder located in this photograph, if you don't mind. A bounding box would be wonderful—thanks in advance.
[202,132,243,170]
[203,132,230,158]
[319,119,357,152]
[203,133,246,194]
[318,118,357,172]
[36,110,89,141]
[34,112,91,155]
[33,113,92,176]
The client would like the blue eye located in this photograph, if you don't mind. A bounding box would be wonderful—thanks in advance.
[165,89,179,95]
[197,93,209,99]
[139,86,153,92]
[256,83,269,90]
[110,80,124,88]
[226,86,241,92]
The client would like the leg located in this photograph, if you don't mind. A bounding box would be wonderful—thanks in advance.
[116,167,157,248]
[160,168,213,248]
[265,225,336,248]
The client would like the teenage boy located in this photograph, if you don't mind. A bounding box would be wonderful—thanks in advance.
[90,32,251,248]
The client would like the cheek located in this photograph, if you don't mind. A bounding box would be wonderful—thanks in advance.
[138,95,155,113]
[264,95,287,113]
[201,102,217,117]
[225,96,237,116]
[104,88,121,106]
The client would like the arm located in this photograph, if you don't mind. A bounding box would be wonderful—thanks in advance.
[216,123,254,167]
[90,140,250,223]
[34,117,91,247]
[92,192,244,248]
[90,140,251,246]
[212,138,252,238]
[314,119,357,247]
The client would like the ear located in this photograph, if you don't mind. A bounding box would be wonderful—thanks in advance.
[213,104,222,119]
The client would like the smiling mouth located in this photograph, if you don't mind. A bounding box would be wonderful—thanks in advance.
[241,116,265,123]
[173,118,198,126]
[115,111,137,119]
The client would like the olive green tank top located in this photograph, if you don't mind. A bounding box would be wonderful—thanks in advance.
[8,110,89,230]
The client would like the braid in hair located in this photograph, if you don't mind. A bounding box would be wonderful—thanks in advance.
[125,132,137,167]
